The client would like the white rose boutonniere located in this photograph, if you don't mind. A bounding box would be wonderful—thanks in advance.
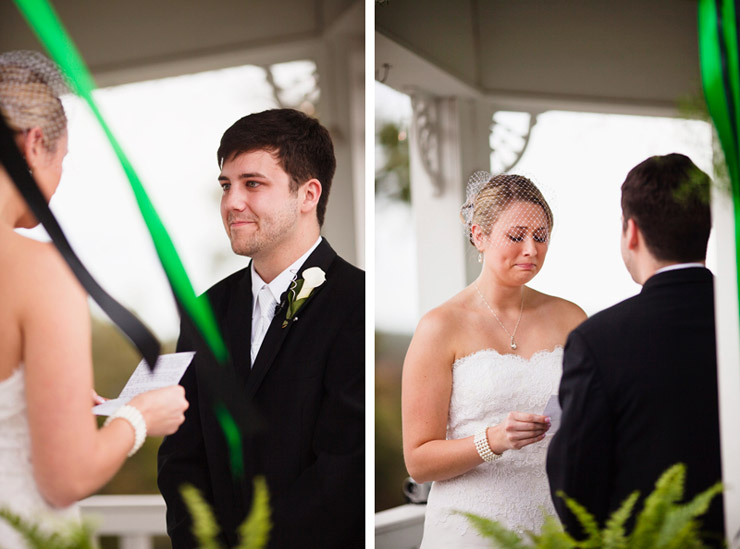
[282,266,326,328]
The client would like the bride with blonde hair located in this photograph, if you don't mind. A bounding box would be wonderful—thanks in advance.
[0,50,188,546]
[402,172,586,546]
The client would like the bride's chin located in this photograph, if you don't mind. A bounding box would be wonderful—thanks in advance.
[515,272,538,286]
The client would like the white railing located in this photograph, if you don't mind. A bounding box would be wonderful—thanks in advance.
[79,494,167,549]
[375,504,425,549]
[81,495,427,549]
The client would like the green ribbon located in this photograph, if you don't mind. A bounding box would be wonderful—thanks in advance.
[699,0,740,323]
[214,402,245,479]
[13,0,227,364]
[12,0,249,479]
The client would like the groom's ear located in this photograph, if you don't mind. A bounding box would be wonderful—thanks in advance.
[624,218,640,251]
[299,178,322,215]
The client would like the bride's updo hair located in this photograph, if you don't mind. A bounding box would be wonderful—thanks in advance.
[460,172,553,245]
[0,50,69,152]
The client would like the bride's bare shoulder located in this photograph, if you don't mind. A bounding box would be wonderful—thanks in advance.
[408,290,477,361]
[1,232,84,305]
[417,290,476,333]
[528,287,587,330]
[3,233,65,274]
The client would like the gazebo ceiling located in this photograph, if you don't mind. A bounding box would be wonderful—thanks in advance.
[1,0,360,86]
[377,0,702,115]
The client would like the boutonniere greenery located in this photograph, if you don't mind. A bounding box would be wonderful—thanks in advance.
[282,266,326,328]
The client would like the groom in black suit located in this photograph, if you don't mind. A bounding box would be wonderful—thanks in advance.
[547,154,724,543]
[158,109,364,548]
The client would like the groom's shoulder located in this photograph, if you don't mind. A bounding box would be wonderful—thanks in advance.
[329,253,364,284]
[202,265,251,302]
[575,292,643,337]
[324,254,364,305]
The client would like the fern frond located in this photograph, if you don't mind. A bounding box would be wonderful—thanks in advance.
[529,515,576,549]
[0,508,96,549]
[653,463,686,505]
[556,491,601,547]
[660,522,703,549]
[535,535,576,549]
[678,482,722,520]
[179,484,224,549]
[602,491,639,549]
[0,508,53,548]
[657,482,722,549]
[630,463,686,548]
[60,521,97,549]
[450,465,722,549]
[456,511,528,549]
[237,476,272,549]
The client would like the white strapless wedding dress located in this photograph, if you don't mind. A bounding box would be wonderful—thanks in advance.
[0,367,79,548]
[420,347,563,548]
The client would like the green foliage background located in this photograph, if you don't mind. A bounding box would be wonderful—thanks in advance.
[375,122,411,203]
[375,113,414,512]
[90,315,175,548]
[375,332,411,512]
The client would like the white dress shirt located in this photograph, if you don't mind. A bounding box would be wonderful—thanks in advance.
[654,262,706,275]
[250,237,322,364]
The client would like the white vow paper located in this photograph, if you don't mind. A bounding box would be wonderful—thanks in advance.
[93,352,195,416]
[543,394,562,436]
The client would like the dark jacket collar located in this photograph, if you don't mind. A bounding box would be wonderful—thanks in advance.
[642,265,712,293]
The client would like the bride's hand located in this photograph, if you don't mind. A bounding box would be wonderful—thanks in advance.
[92,389,108,406]
[488,412,550,454]
[128,385,188,437]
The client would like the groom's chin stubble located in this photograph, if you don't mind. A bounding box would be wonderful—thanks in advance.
[231,240,262,258]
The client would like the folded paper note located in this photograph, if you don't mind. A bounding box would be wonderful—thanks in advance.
[93,352,195,416]
[543,394,562,436]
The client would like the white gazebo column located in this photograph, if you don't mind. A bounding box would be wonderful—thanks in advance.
[713,185,740,546]
[408,94,492,316]
[316,2,364,267]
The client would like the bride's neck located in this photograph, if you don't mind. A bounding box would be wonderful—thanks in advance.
[475,274,524,310]
[0,176,29,228]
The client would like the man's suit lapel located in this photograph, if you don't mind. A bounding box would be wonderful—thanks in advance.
[226,266,253,380]
[245,240,337,399]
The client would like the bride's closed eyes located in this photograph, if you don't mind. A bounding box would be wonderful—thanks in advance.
[505,227,549,243]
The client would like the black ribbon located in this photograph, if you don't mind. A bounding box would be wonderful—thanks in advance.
[0,113,160,369]
[1,113,261,481]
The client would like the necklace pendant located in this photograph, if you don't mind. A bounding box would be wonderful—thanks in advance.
[510,339,517,350]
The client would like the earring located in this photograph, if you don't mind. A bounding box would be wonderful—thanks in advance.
[478,252,483,264]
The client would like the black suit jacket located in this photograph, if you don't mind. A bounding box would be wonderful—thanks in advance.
[546,267,724,543]
[158,239,364,548]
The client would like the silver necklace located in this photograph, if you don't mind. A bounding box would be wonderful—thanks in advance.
[475,284,524,350]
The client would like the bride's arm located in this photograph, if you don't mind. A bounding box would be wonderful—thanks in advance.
[21,243,185,508]
[401,309,481,483]
[402,308,549,484]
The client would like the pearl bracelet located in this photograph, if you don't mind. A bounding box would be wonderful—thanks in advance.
[474,427,502,463]
[104,404,147,457]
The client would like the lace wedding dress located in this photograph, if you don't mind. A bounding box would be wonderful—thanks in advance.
[0,367,79,548]
[420,347,563,548]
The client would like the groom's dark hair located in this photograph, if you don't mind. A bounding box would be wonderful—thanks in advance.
[621,153,711,263]
[217,108,336,226]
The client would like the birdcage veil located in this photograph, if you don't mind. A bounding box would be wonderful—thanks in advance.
[0,50,70,151]
[460,170,554,250]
